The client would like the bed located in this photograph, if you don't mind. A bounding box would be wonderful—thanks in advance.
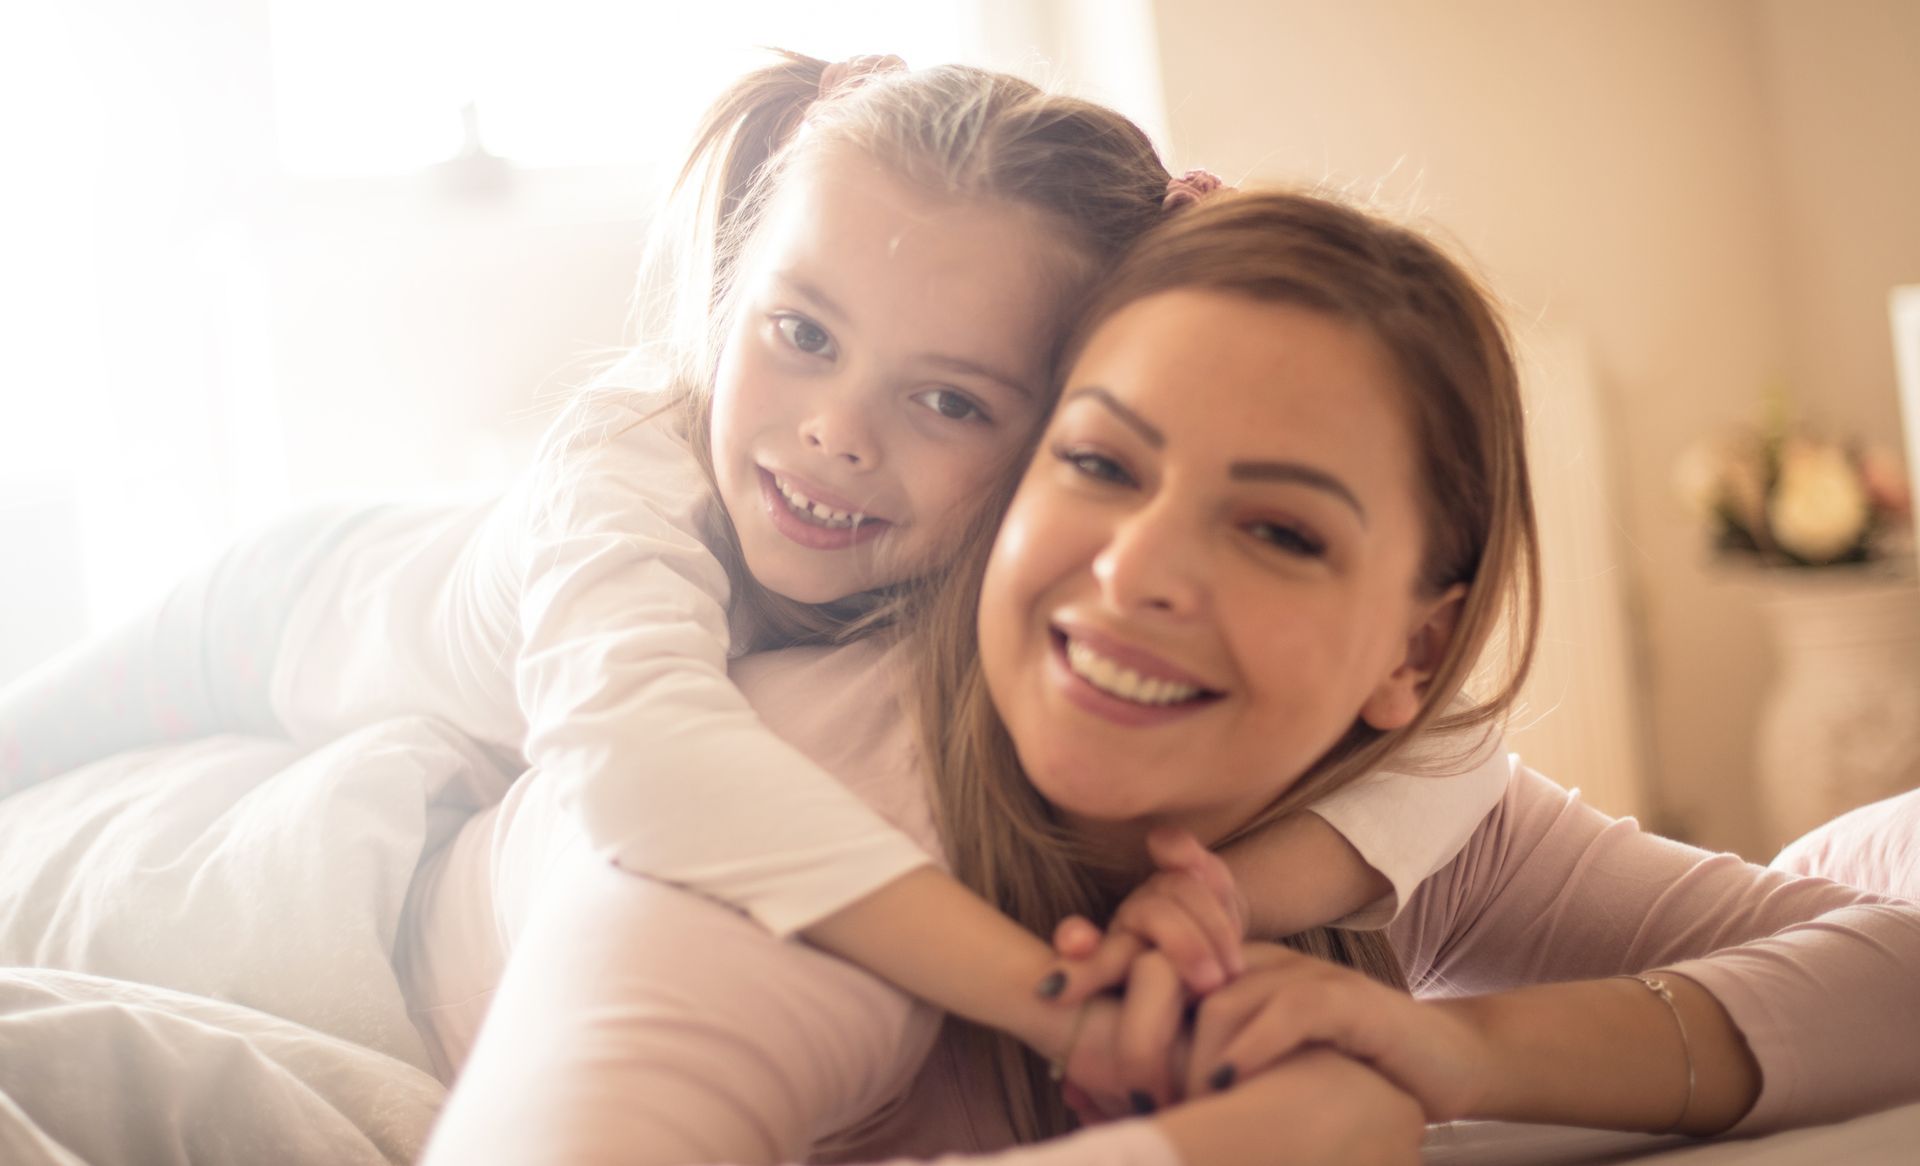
[0,725,1913,1163]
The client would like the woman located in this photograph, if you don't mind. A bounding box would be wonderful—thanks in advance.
[412,191,1920,1165]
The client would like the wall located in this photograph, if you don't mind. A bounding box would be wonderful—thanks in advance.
[1758,0,1920,446]
[1144,0,1803,852]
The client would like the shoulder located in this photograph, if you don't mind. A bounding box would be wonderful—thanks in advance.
[731,641,941,859]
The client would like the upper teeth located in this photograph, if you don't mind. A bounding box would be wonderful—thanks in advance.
[775,476,865,529]
[1065,638,1203,706]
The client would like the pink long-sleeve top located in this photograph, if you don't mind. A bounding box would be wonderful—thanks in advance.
[406,639,1920,1165]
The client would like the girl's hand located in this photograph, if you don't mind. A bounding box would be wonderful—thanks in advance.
[1156,1048,1425,1166]
[1184,943,1490,1122]
[1044,827,1247,1004]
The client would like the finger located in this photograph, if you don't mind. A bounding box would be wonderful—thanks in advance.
[1207,975,1384,1100]
[1116,952,1185,1109]
[1114,884,1227,994]
[1145,825,1211,873]
[1146,830,1246,970]
[1047,930,1146,1006]
[1060,1081,1109,1128]
[1052,915,1103,959]
[1184,972,1279,1098]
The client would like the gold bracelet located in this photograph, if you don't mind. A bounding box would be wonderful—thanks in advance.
[1048,998,1095,1083]
[1617,974,1696,1134]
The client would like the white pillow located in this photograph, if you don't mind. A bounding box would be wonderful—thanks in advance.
[0,718,512,1071]
[0,967,445,1166]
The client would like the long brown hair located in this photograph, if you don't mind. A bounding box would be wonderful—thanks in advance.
[911,190,1542,1139]
[596,50,1172,649]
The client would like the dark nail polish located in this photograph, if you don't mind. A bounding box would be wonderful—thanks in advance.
[1129,1090,1157,1115]
[1209,1063,1237,1092]
[1035,970,1067,999]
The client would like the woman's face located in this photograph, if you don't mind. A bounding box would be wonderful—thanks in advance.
[710,147,1061,605]
[977,289,1458,848]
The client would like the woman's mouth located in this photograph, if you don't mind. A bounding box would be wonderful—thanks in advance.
[756,468,890,550]
[1049,627,1223,725]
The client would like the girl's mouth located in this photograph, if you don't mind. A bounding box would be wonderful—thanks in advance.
[756,468,890,550]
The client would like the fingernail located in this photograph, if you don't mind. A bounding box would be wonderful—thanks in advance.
[1209,1063,1237,1092]
[1129,1090,1157,1115]
[1035,970,1067,999]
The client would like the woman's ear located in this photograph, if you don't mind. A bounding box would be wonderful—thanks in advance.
[1360,583,1466,732]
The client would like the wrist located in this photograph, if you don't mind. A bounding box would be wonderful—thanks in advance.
[1428,996,1502,1120]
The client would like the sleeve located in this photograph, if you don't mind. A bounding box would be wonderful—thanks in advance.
[1310,715,1510,929]
[513,393,935,936]
[419,850,1183,1166]
[1394,762,1920,1134]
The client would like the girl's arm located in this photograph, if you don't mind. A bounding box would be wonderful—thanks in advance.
[1235,717,1511,935]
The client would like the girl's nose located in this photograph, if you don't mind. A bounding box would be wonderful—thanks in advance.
[1091,502,1205,617]
[799,402,879,469]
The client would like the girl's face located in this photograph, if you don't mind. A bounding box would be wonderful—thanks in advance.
[710,147,1064,604]
[977,289,1461,850]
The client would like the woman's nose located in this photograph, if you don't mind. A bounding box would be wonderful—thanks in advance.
[1091,502,1205,617]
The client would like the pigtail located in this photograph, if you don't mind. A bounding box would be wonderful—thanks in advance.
[676,50,828,319]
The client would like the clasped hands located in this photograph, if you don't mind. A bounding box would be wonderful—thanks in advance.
[1037,828,1487,1131]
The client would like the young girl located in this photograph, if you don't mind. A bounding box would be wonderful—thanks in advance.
[0,53,1511,1058]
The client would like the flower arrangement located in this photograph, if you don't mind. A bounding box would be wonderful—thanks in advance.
[1676,405,1912,569]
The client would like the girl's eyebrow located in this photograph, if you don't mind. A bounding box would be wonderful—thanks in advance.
[1066,385,1367,524]
[925,354,1034,400]
[773,273,848,322]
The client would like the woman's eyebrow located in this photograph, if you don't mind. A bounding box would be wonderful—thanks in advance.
[1062,386,1163,447]
[1230,461,1368,525]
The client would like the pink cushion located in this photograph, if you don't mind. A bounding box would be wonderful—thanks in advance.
[1771,788,1920,901]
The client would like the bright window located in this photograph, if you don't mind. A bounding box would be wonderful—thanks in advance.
[268,0,988,176]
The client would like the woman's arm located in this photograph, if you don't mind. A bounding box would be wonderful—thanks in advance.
[421,849,1191,1166]
[1176,763,1920,1135]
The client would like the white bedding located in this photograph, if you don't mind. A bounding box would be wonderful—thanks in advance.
[0,967,444,1165]
[0,719,510,1163]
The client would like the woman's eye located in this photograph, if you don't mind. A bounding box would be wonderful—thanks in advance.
[913,388,989,424]
[774,315,836,358]
[1249,521,1326,559]
[1051,443,1134,486]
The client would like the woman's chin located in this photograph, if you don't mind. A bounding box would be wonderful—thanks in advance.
[1026,761,1162,827]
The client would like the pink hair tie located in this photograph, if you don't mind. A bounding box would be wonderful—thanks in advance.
[818,54,907,101]
[1163,168,1230,213]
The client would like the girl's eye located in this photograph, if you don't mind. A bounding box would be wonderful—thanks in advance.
[1249,521,1327,559]
[774,314,836,358]
[1051,443,1134,487]
[913,387,990,424]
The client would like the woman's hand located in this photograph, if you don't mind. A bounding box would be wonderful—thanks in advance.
[1046,826,1248,1003]
[1184,943,1490,1122]
[1155,1049,1425,1166]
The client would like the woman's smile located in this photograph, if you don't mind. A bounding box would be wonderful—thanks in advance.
[978,288,1443,840]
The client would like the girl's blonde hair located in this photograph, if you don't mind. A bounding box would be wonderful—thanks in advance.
[910,189,1542,1140]
[605,50,1172,649]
